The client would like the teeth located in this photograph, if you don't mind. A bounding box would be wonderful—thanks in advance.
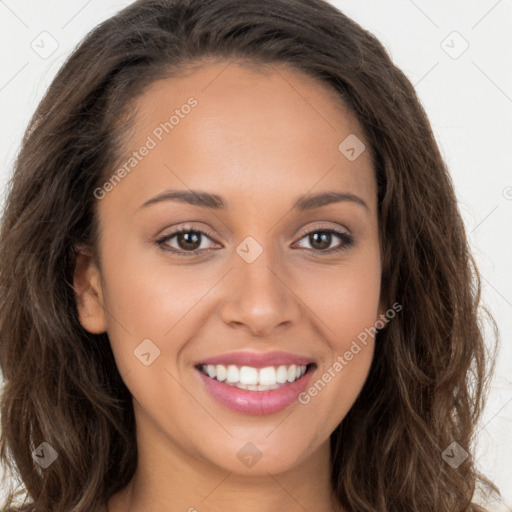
[206,365,216,379]
[240,366,259,385]
[199,363,308,388]
[216,365,227,382]
[276,365,288,383]
[259,366,276,386]
[226,365,240,383]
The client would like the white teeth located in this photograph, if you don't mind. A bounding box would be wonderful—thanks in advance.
[216,365,227,382]
[206,365,216,379]
[199,363,309,387]
[276,366,288,383]
[239,366,259,385]
[226,365,239,383]
[223,381,281,391]
[259,366,276,386]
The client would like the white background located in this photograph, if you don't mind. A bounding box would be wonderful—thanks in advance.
[0,0,511,508]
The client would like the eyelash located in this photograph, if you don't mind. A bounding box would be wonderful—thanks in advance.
[155,223,354,258]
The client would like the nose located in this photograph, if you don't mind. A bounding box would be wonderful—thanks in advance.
[220,244,302,337]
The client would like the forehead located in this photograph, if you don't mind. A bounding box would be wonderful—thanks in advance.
[132,59,357,138]
[107,60,376,214]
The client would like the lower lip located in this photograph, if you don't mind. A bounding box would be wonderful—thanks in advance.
[195,365,316,415]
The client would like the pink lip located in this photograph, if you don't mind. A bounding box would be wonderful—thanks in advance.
[194,350,314,369]
[195,364,316,415]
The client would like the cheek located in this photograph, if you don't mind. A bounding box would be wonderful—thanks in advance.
[95,227,198,374]
[98,225,204,332]
[301,250,382,347]
[296,251,380,419]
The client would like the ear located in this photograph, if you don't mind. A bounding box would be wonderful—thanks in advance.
[73,245,108,334]
[378,296,387,319]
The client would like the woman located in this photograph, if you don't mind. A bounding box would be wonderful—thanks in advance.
[0,0,502,510]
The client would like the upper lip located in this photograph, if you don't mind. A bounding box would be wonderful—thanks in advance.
[194,350,315,369]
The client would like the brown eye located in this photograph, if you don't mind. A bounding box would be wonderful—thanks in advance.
[295,228,354,253]
[174,231,202,251]
[155,226,220,256]
[155,225,354,258]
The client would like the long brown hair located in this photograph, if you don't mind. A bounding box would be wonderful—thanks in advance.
[0,0,502,510]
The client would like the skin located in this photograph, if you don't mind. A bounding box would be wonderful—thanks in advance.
[74,60,386,512]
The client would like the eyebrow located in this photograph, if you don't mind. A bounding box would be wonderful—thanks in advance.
[138,189,369,213]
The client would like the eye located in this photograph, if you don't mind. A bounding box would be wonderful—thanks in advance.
[155,224,354,257]
[155,224,220,256]
[293,226,354,253]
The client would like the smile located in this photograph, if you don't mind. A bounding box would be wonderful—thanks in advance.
[195,363,316,415]
[197,363,309,390]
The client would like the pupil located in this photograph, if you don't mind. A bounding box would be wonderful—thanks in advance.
[178,232,200,250]
[310,232,330,250]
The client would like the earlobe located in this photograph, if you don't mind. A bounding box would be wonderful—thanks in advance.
[73,245,108,334]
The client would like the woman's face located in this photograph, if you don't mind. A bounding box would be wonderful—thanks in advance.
[75,60,385,476]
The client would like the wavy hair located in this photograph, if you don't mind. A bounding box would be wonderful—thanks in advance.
[0,0,502,510]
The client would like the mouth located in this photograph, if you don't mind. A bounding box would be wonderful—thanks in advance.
[194,361,317,415]
[195,362,317,391]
